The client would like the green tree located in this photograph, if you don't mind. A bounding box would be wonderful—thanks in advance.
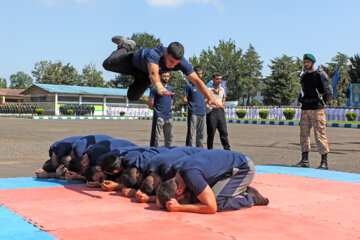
[61,63,82,86]
[242,44,263,105]
[169,71,187,111]
[9,71,33,89]
[263,55,301,105]
[0,77,7,88]
[349,53,360,84]
[189,39,244,101]
[81,64,105,87]
[32,61,63,84]
[110,32,162,89]
[325,52,350,105]
[32,61,83,86]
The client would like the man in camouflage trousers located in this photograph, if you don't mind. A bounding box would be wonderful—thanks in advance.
[294,53,332,170]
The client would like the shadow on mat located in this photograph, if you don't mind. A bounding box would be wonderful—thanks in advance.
[61,184,113,199]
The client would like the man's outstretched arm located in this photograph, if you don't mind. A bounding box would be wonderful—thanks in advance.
[187,72,223,109]
[148,63,174,96]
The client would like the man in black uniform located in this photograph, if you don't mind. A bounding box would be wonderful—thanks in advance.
[294,53,333,170]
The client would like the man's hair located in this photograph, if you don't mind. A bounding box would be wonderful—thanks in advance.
[167,42,184,60]
[156,178,177,208]
[68,157,82,173]
[212,72,222,79]
[140,175,155,195]
[194,66,202,72]
[100,155,122,172]
[121,167,138,188]
[159,70,170,75]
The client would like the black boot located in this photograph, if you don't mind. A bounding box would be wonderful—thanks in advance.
[293,152,309,167]
[317,154,328,170]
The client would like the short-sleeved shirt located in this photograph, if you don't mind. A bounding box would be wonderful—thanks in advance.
[96,145,140,167]
[132,46,194,76]
[85,139,137,166]
[175,150,251,196]
[147,146,205,180]
[72,135,115,158]
[183,82,206,116]
[206,86,225,113]
[150,85,174,119]
[120,146,174,174]
[49,136,82,160]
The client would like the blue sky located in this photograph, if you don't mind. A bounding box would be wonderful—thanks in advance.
[1,0,359,85]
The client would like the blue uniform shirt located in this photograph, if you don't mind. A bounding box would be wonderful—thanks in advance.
[146,146,205,180]
[49,136,82,160]
[150,85,174,119]
[132,46,194,76]
[175,150,251,196]
[183,82,206,115]
[72,135,115,158]
[85,139,137,166]
[95,145,140,167]
[121,147,173,176]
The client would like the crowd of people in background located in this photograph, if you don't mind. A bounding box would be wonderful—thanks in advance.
[0,103,37,114]
[105,105,360,122]
[59,104,95,116]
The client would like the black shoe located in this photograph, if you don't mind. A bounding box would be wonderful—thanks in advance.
[293,152,309,167]
[246,186,269,206]
[293,160,309,168]
[317,154,328,170]
[317,162,328,170]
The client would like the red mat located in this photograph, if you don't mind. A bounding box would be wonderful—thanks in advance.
[0,174,359,240]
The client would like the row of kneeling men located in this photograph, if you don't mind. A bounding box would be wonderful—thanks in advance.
[35,134,269,214]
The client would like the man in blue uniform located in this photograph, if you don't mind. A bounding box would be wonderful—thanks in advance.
[66,139,137,182]
[100,146,173,194]
[148,71,174,147]
[35,136,83,179]
[157,150,269,214]
[102,35,221,109]
[135,146,206,203]
[183,66,206,148]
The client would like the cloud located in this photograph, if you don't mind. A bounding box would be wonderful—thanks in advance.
[145,0,224,11]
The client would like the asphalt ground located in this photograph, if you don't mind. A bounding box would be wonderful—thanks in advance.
[0,118,359,177]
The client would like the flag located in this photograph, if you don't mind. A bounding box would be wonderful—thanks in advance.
[333,68,339,100]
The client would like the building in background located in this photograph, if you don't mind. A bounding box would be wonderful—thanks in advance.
[0,89,24,104]
[21,84,149,115]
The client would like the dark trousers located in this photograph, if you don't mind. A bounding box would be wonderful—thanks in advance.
[102,47,150,101]
[206,108,231,150]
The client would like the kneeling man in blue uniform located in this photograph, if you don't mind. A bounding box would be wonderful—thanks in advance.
[156,149,269,214]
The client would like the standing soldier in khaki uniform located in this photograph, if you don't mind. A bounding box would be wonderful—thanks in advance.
[294,54,333,170]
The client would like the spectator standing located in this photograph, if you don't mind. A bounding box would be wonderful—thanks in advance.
[148,72,174,147]
[183,66,206,148]
[206,73,231,150]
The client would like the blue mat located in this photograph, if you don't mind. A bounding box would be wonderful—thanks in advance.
[0,205,55,240]
[255,164,360,184]
[0,177,84,190]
